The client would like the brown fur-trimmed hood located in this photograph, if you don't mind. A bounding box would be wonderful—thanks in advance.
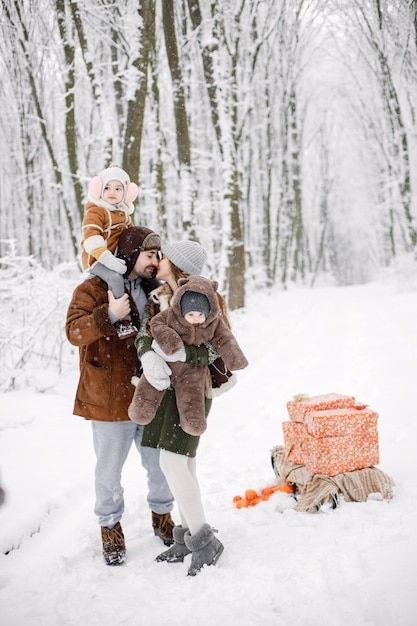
[171,276,220,326]
[150,275,248,372]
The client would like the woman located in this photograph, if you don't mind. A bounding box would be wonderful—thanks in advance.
[131,240,246,576]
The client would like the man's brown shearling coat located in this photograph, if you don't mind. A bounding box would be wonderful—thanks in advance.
[66,275,156,421]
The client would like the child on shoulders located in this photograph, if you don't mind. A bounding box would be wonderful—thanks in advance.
[81,164,139,338]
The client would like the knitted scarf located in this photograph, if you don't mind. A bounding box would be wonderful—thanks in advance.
[271,445,395,513]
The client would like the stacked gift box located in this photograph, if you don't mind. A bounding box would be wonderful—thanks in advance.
[282,393,379,476]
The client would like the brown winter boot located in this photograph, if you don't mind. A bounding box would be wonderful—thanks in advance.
[101,521,126,566]
[155,525,191,563]
[152,512,175,546]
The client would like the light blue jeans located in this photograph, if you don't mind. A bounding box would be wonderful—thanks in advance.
[91,420,174,528]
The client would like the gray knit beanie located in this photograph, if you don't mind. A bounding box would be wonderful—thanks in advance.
[161,241,207,275]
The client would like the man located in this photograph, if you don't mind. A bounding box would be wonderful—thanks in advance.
[66,226,175,566]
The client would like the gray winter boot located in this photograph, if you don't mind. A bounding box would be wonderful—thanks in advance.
[155,525,191,563]
[184,523,224,576]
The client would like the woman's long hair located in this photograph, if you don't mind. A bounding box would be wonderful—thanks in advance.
[147,258,231,329]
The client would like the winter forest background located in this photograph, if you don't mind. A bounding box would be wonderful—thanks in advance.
[1,0,417,392]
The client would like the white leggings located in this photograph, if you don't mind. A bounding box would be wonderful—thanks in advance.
[159,449,206,535]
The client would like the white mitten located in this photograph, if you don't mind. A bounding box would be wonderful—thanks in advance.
[99,250,127,274]
[152,339,186,363]
[140,351,172,391]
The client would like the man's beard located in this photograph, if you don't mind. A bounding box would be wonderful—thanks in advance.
[143,265,157,279]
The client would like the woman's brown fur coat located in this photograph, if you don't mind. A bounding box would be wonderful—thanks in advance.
[128,276,248,435]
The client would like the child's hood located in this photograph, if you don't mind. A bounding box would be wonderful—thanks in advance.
[170,276,220,327]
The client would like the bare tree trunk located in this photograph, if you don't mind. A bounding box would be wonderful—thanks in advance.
[149,43,168,238]
[185,0,245,309]
[162,0,195,236]
[289,88,305,280]
[162,0,191,169]
[186,0,222,150]
[6,0,79,259]
[69,0,101,102]
[375,1,415,249]
[122,0,155,183]
[274,0,307,286]
[56,0,84,224]
[311,125,332,287]
[355,0,416,252]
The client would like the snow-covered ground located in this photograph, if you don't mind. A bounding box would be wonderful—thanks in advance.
[1,280,417,625]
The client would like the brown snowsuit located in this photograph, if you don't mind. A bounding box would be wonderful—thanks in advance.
[128,276,249,436]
